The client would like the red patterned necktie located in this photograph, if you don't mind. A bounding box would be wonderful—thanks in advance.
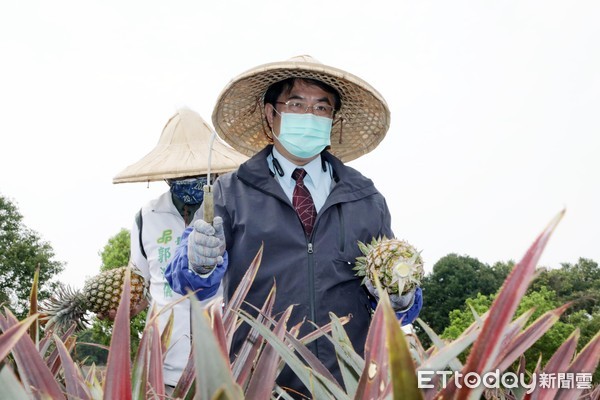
[292,168,317,237]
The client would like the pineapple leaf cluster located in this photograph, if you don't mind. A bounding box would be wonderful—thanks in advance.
[0,209,599,399]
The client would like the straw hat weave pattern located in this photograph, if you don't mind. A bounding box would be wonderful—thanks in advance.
[113,108,248,183]
[212,55,391,162]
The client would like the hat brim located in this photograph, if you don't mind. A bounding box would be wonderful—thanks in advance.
[212,58,391,162]
[113,108,248,184]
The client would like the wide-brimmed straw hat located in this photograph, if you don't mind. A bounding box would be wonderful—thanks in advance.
[113,108,248,183]
[212,55,391,163]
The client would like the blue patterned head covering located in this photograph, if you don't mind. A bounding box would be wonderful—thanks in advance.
[168,176,207,205]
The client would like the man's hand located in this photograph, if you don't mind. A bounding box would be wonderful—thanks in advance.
[389,289,416,312]
[188,216,226,275]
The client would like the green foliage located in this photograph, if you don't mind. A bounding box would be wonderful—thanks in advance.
[0,195,64,319]
[418,254,511,345]
[99,228,131,271]
[441,293,493,341]
[73,318,110,364]
[441,285,598,380]
[74,313,147,365]
[529,258,600,381]
[530,258,600,316]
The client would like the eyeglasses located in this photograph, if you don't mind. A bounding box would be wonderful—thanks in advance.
[275,100,335,118]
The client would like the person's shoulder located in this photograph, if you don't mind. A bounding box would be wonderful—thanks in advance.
[215,170,236,186]
[141,191,172,214]
[232,146,271,181]
[324,153,374,185]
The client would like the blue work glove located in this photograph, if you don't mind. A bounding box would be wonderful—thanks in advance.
[188,217,226,275]
[370,287,423,326]
[165,227,227,300]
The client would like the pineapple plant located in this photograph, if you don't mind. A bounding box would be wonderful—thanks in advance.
[40,266,149,332]
[2,210,600,399]
[354,237,424,303]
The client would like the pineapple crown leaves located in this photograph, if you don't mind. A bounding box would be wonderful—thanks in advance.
[354,235,390,274]
[39,284,89,332]
[389,251,424,294]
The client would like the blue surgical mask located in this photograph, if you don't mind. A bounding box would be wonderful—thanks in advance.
[276,112,332,159]
[169,176,207,205]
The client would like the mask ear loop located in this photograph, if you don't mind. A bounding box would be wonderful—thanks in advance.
[332,115,344,144]
[258,96,275,144]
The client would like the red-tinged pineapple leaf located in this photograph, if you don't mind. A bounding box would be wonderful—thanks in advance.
[416,317,478,373]
[46,324,77,376]
[0,314,37,364]
[354,304,388,400]
[223,244,263,339]
[142,288,193,353]
[84,364,105,398]
[190,295,244,400]
[232,284,276,387]
[496,304,571,372]
[131,319,150,400]
[302,316,350,346]
[555,329,600,400]
[507,355,532,400]
[233,327,265,388]
[103,267,132,400]
[210,301,229,361]
[53,334,91,400]
[378,283,423,400]
[244,307,292,400]
[422,374,442,400]
[160,307,174,356]
[327,314,364,395]
[454,210,565,400]
[523,355,544,400]
[238,309,349,399]
[461,309,490,337]
[300,313,361,396]
[171,351,196,399]
[535,329,579,400]
[496,308,535,357]
[284,326,341,389]
[147,318,165,397]
[327,314,361,370]
[28,265,40,345]
[0,310,64,398]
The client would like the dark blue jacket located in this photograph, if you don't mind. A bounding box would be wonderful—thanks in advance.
[168,146,418,396]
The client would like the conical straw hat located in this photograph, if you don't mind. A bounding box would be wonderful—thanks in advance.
[113,108,248,183]
[212,55,390,162]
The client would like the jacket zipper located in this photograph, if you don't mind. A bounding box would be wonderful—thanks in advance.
[307,240,318,356]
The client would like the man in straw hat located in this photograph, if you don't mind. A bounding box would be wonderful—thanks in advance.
[112,107,247,390]
[165,56,422,396]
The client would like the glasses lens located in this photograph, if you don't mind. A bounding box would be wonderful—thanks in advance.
[285,101,305,113]
[279,101,334,117]
[312,104,334,117]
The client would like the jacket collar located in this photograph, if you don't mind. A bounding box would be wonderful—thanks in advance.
[237,145,379,205]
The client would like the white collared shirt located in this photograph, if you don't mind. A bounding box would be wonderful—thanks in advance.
[268,147,333,212]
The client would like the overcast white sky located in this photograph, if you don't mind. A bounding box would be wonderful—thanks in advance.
[1,1,599,289]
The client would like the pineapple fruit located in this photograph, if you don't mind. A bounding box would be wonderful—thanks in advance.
[40,266,149,332]
[354,237,424,301]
